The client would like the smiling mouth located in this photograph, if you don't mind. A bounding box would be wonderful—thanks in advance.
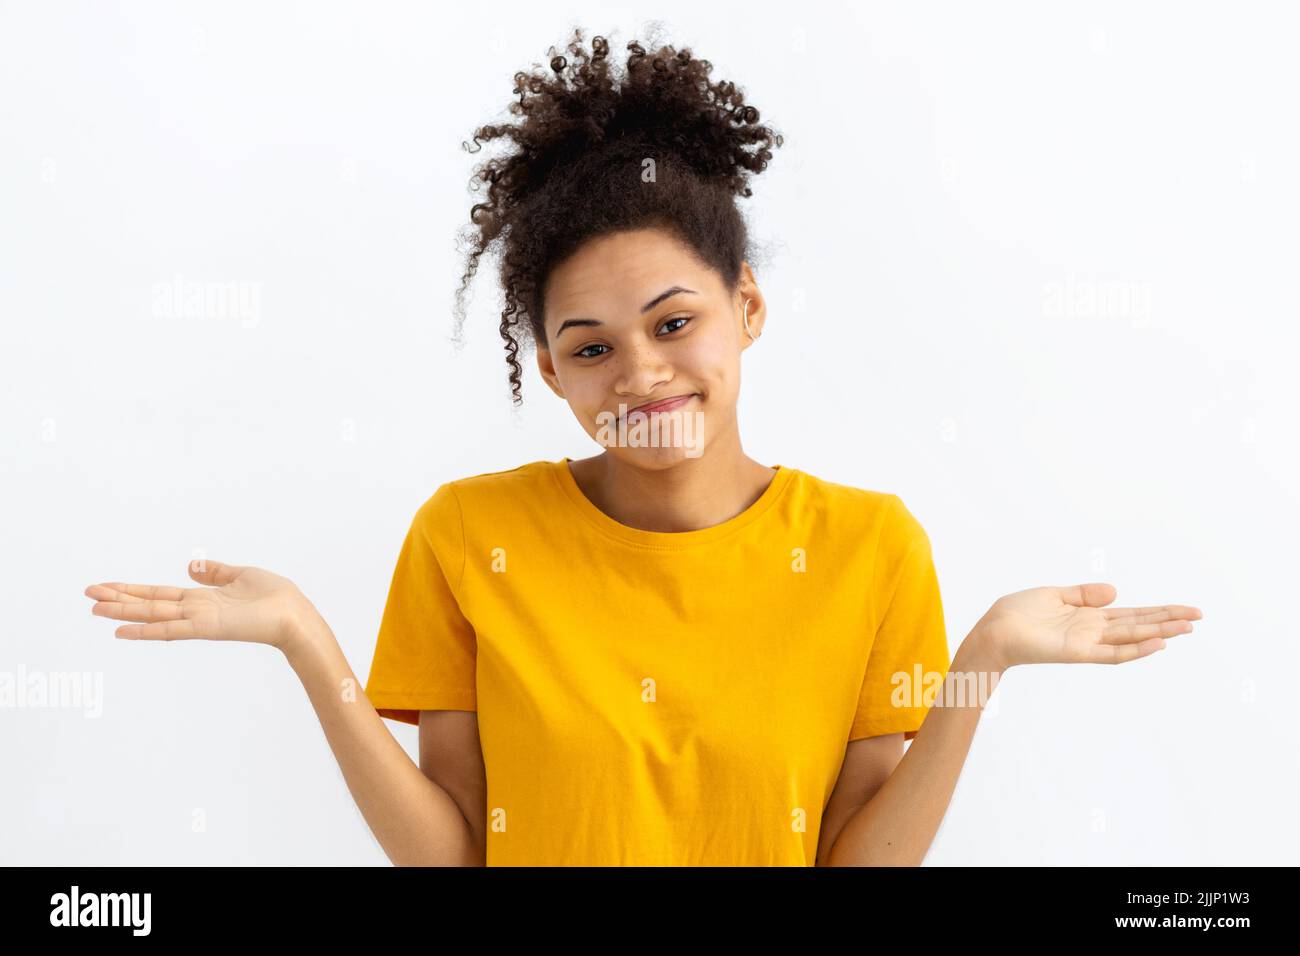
[620,394,697,421]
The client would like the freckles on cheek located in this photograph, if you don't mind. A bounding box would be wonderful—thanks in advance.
[566,378,605,419]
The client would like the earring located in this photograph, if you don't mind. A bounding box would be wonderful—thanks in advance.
[743,299,760,341]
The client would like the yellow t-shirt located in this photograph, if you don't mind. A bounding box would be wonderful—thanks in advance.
[364,457,950,866]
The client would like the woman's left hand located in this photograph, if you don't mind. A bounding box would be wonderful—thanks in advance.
[973,582,1202,670]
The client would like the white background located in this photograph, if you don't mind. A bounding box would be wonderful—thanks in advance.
[2,1,1296,865]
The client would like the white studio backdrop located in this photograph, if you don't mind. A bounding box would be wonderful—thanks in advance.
[1,1,1295,865]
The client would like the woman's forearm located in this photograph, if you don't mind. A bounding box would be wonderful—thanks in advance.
[824,628,1005,866]
[280,614,482,866]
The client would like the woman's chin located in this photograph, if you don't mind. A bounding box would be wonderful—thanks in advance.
[606,443,708,469]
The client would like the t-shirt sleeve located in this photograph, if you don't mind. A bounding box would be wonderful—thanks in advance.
[848,495,951,742]
[363,482,478,725]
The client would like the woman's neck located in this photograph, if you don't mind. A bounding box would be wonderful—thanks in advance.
[567,440,777,534]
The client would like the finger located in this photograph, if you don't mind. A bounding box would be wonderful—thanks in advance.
[115,618,199,641]
[1103,604,1202,622]
[85,582,187,603]
[1085,636,1167,663]
[187,560,243,587]
[1103,619,1194,644]
[85,584,142,603]
[1058,582,1117,608]
[91,598,185,624]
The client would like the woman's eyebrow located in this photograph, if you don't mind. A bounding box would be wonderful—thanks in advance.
[641,285,697,313]
[555,286,698,338]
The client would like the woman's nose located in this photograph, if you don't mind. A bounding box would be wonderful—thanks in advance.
[613,345,673,393]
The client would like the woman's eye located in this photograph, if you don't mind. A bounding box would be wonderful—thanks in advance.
[573,316,691,359]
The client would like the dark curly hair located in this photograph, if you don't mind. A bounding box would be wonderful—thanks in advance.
[452,25,785,405]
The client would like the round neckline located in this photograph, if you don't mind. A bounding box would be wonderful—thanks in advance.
[549,457,795,549]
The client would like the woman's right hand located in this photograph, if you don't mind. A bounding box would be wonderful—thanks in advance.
[85,560,319,652]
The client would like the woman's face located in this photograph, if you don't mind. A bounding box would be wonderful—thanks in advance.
[537,227,765,469]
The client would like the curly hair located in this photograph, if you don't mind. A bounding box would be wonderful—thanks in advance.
[452,25,785,405]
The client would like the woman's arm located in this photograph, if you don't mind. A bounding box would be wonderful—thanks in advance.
[86,559,483,866]
[821,630,999,866]
[282,613,484,866]
[823,582,1200,866]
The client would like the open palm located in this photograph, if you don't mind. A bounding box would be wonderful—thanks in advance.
[976,582,1201,669]
[85,560,314,650]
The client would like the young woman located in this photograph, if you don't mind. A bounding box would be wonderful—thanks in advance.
[84,28,1201,867]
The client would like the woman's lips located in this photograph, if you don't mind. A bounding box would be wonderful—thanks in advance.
[621,393,696,420]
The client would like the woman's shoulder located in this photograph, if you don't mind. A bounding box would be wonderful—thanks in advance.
[786,466,928,543]
[786,464,900,512]
[411,459,560,523]
[439,458,558,492]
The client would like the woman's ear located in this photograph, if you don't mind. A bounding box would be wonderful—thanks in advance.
[737,263,767,346]
[536,347,565,399]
